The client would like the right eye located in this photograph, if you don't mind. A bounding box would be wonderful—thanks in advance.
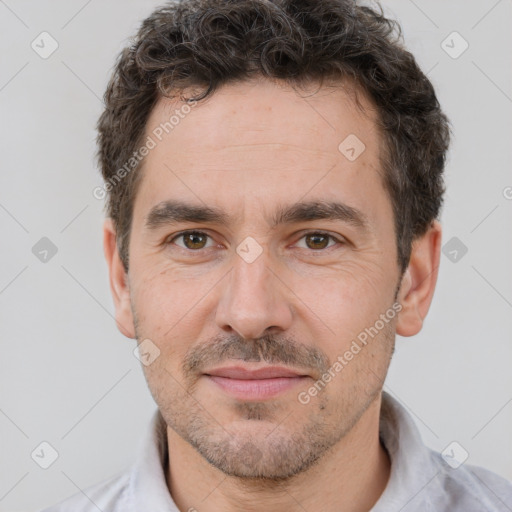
[168,230,216,251]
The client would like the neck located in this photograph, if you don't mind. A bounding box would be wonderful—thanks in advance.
[166,394,390,512]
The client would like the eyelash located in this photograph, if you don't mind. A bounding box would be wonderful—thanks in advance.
[167,230,345,253]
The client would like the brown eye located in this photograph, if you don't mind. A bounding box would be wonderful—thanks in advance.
[295,232,342,251]
[171,231,212,250]
[305,233,330,250]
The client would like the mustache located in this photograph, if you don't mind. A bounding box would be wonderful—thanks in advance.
[182,333,331,379]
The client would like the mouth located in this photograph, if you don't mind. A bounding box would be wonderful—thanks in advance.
[203,365,310,401]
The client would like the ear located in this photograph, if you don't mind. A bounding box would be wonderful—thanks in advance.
[395,220,442,337]
[103,218,136,339]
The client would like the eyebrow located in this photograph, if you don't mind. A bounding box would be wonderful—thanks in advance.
[144,199,370,233]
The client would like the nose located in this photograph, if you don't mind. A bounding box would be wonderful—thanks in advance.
[215,249,293,340]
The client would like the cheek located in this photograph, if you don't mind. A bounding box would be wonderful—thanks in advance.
[130,269,201,357]
[132,261,210,321]
[283,266,397,383]
[288,258,392,336]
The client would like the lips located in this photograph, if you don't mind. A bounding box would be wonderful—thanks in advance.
[205,366,307,379]
[204,365,309,400]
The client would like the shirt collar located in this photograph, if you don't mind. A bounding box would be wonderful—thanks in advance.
[370,391,441,511]
[126,408,178,511]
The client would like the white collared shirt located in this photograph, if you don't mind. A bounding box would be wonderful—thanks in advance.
[40,392,512,511]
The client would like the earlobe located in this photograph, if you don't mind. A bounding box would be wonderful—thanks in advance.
[103,218,136,339]
[395,221,442,337]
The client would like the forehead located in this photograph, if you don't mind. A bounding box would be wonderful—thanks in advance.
[133,78,388,228]
[145,78,381,163]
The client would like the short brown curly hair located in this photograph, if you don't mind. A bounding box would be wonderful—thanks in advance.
[96,0,451,275]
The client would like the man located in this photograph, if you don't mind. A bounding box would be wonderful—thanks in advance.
[42,0,512,510]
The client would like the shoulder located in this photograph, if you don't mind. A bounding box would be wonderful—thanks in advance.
[39,470,131,512]
[377,393,512,511]
[427,450,512,511]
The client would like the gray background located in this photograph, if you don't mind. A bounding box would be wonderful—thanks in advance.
[0,1,511,510]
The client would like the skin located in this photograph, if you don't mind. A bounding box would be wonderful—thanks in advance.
[104,76,442,512]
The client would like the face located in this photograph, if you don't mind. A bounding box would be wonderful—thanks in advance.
[116,78,405,479]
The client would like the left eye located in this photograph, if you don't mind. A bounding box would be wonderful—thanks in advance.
[295,232,341,250]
